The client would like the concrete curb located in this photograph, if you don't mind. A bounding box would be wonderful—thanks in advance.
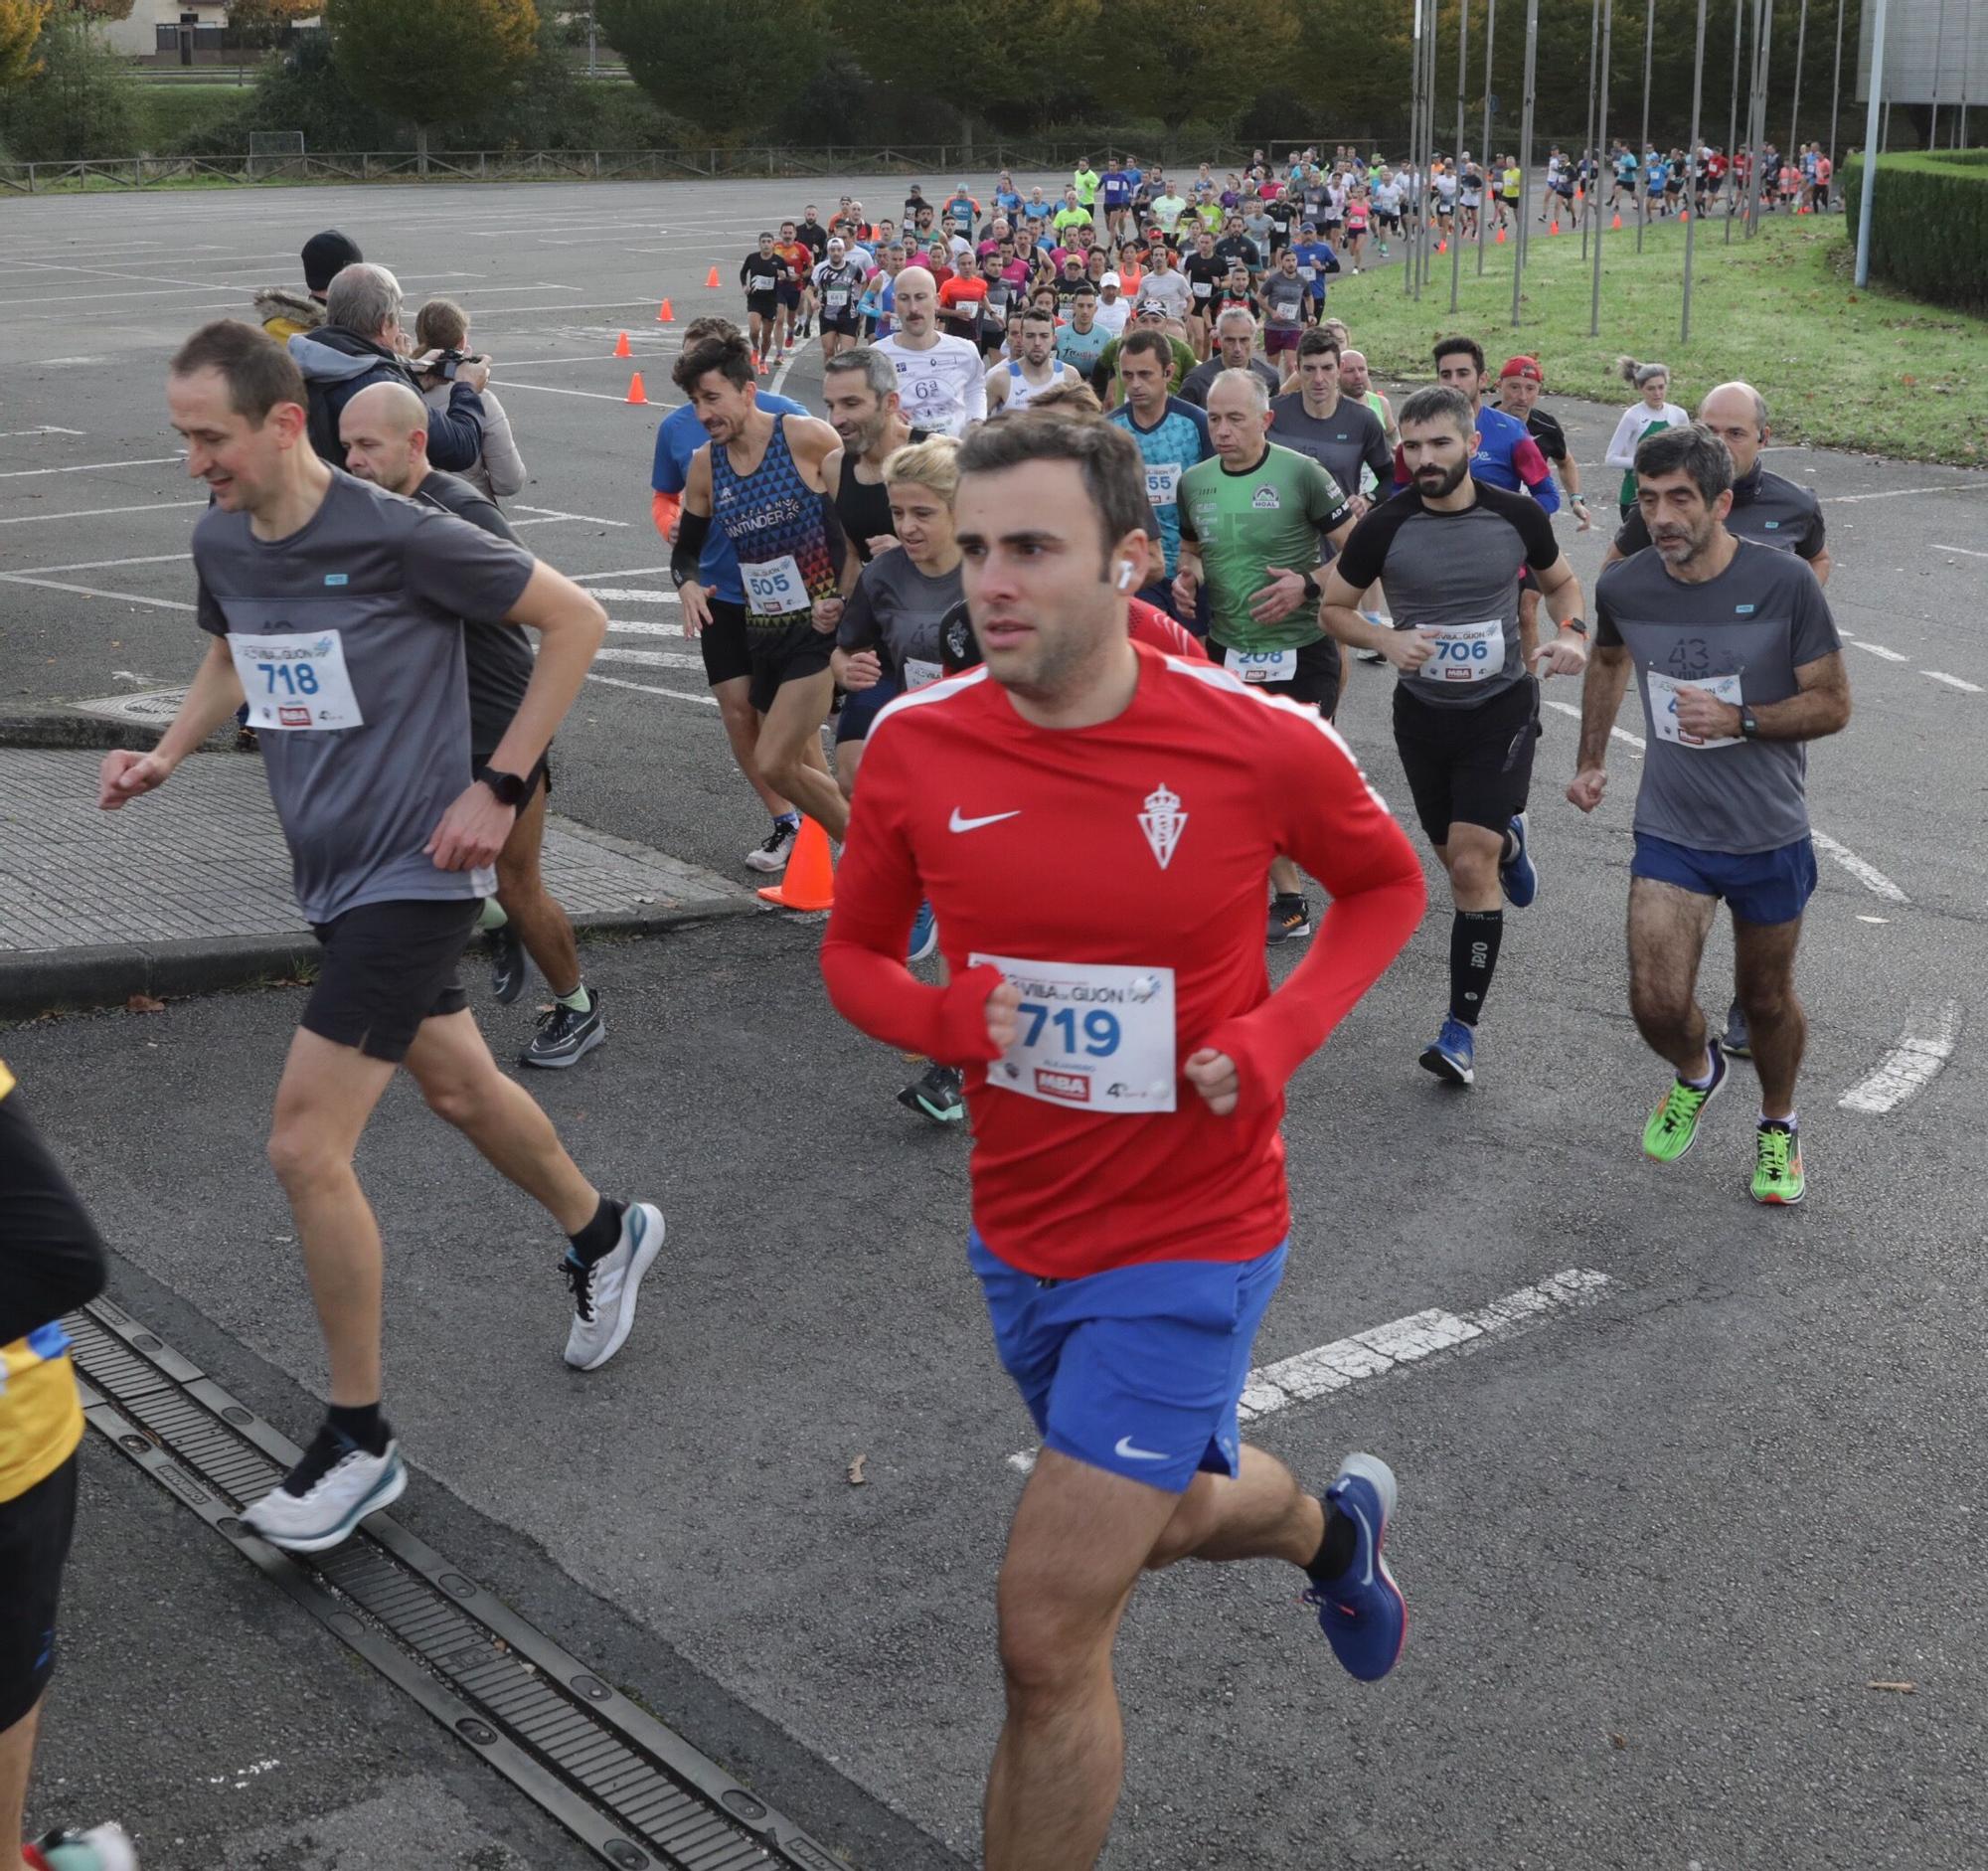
[0,899,765,1023]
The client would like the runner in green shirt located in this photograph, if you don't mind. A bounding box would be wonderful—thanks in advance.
[1173,368,1358,944]
[1072,161,1100,208]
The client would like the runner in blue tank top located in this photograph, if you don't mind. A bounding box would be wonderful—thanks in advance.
[1106,327,1213,615]
[672,332,857,840]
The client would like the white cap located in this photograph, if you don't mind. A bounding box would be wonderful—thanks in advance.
[1101,270,1121,288]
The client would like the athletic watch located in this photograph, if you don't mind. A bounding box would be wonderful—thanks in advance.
[475,765,529,807]
[1300,573,1323,603]
[1739,706,1761,740]
[1560,615,1590,637]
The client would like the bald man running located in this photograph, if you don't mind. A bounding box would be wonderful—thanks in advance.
[339,382,599,1066]
[871,265,988,437]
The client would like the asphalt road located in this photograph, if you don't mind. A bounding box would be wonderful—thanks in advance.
[3,179,1987,1871]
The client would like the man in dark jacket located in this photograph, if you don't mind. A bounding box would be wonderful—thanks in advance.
[253,228,363,343]
[287,262,485,474]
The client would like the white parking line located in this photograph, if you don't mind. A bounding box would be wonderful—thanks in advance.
[0,573,194,610]
[593,645,704,670]
[1005,1269,1614,1474]
[572,566,673,583]
[1830,482,1988,503]
[1839,1001,1960,1113]
[0,455,183,479]
[496,380,648,403]
[1848,639,1907,662]
[510,503,630,528]
[1810,831,1910,904]
[1922,671,1983,692]
[1542,695,1643,747]
[584,671,718,708]
[0,500,203,527]
[0,552,188,575]
[593,589,679,604]
[0,425,85,438]
[1931,541,1988,560]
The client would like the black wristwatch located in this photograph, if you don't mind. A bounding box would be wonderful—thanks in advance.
[1300,573,1322,603]
[1739,706,1760,741]
[1560,615,1590,637]
[475,764,529,807]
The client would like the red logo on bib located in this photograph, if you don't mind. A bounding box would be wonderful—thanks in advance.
[1034,1068,1089,1102]
[279,706,311,726]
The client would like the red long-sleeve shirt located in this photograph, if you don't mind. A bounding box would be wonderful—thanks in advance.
[820,642,1426,1279]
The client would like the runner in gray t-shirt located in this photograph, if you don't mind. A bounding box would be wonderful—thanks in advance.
[1571,423,1850,1209]
[99,320,663,1553]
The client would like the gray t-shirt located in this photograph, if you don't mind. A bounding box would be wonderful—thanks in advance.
[1178,355,1282,410]
[1137,266,1193,321]
[195,469,537,923]
[1333,481,1561,710]
[1266,392,1393,505]
[1595,538,1842,854]
[836,550,964,683]
[1261,272,1311,329]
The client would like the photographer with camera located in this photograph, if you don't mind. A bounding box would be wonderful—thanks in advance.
[288,262,486,474]
[414,298,526,505]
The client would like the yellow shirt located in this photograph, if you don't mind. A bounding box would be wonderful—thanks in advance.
[0,1063,86,1503]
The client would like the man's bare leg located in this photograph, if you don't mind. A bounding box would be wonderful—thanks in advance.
[712,673,792,816]
[496,781,582,999]
[1734,913,1807,1119]
[1,1698,43,1869]
[264,1029,400,1406]
[755,668,849,839]
[1627,877,1720,1077]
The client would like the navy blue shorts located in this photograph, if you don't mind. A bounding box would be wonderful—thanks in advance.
[1632,831,1817,927]
[971,1232,1288,1494]
[833,676,901,744]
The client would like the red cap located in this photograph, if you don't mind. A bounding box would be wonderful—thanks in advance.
[1500,355,1544,383]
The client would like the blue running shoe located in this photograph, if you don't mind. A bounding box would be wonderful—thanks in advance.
[908,901,938,964]
[1303,1452,1407,1683]
[1417,1015,1475,1087]
[1499,811,1538,908]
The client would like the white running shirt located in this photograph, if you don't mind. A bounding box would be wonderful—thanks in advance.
[873,333,988,436]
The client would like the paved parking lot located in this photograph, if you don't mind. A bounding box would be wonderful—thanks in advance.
[2,178,1985,1870]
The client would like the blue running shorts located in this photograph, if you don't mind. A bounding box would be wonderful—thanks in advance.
[1631,831,1817,927]
[970,1232,1288,1494]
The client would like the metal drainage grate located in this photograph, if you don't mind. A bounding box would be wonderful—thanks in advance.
[67,1297,844,1871]
[69,686,192,726]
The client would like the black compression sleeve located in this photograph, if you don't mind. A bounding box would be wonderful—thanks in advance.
[671,510,712,587]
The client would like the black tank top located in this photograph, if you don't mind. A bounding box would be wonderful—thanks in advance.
[835,426,932,563]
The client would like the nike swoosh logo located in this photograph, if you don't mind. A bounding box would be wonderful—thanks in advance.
[1350,1501,1376,1586]
[949,808,1022,833]
[1113,1436,1170,1462]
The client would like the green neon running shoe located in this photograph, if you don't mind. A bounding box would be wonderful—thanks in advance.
[1642,1039,1727,1162]
[1750,1121,1806,1205]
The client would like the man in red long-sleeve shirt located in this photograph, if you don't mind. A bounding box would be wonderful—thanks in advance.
[820,413,1427,1870]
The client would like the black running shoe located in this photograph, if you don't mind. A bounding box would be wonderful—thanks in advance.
[1267,894,1313,944]
[898,1063,965,1124]
[486,922,527,1004]
[522,990,605,1069]
[1721,998,1753,1060]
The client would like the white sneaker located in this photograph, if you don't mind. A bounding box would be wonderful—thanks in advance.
[243,1428,406,1553]
[563,1202,665,1370]
[745,820,798,873]
[31,1822,139,1870]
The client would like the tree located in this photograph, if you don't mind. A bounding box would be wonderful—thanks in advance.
[227,0,318,46]
[325,0,538,166]
[63,0,135,19]
[598,0,826,138]
[1085,0,1297,130]
[0,0,51,93]
[0,6,136,158]
[832,0,1101,141]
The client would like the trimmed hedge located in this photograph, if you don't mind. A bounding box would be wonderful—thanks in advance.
[1842,150,1988,310]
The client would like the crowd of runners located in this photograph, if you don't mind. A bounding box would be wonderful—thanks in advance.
[3,150,1850,1870]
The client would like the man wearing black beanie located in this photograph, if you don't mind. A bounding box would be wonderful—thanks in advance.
[254,229,364,342]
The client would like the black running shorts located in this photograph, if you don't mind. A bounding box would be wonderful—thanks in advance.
[746,291,778,321]
[1392,676,1541,845]
[302,899,480,1063]
[699,597,753,688]
[0,1454,79,1730]
[747,618,837,715]
[1215,633,1343,719]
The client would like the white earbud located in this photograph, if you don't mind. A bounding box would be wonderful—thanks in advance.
[1116,561,1136,591]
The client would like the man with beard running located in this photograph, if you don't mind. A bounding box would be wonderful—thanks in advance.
[821,410,1425,1871]
[1572,424,1849,1205]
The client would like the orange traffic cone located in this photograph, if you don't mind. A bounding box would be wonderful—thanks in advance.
[1611,212,1623,229]
[613,331,631,357]
[1436,238,1447,253]
[1495,225,1507,244]
[705,264,721,288]
[756,816,834,910]
[656,296,674,321]
[1679,208,1691,222]
[625,372,647,405]
[1549,220,1561,236]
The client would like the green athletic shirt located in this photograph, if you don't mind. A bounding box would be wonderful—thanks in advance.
[1178,442,1354,652]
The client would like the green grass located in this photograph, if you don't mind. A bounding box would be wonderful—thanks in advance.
[135,83,249,151]
[1331,212,1988,465]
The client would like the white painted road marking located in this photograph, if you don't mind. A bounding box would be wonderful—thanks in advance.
[572,566,674,584]
[0,500,203,527]
[495,379,656,404]
[0,573,194,610]
[0,425,85,438]
[510,503,629,528]
[1809,831,1910,904]
[589,589,680,604]
[1839,1002,1960,1113]
[1848,640,1907,663]
[0,552,189,575]
[1542,695,1643,748]
[1931,541,1988,561]
[583,671,719,709]
[0,454,184,479]
[1922,671,1983,693]
[593,645,704,670]
[1004,1269,1613,1474]
[606,619,684,636]
[1831,482,1988,503]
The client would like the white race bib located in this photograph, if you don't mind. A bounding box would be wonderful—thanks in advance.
[969,954,1177,1113]
[742,554,809,616]
[902,657,943,691]
[825,288,849,311]
[1647,668,1743,747]
[1226,644,1298,684]
[229,629,364,732]
[1145,461,1183,507]
[1416,616,1505,683]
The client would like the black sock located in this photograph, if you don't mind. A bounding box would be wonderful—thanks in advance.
[1448,909,1504,1026]
[326,1400,388,1456]
[569,1196,626,1267]
[1306,1501,1358,1582]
